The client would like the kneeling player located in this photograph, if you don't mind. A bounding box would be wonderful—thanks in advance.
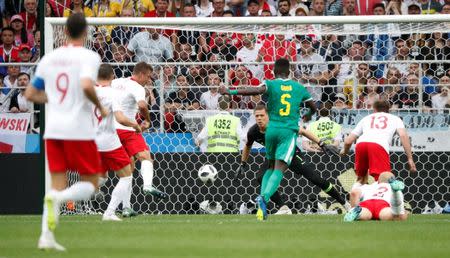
[344,173,407,222]
[95,64,142,221]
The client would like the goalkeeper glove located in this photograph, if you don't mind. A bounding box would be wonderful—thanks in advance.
[319,140,340,156]
[234,162,248,180]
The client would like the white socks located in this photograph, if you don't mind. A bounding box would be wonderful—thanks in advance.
[122,179,132,209]
[140,160,154,188]
[391,190,405,215]
[105,176,132,215]
[56,182,96,203]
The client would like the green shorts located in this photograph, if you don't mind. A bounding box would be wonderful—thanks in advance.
[265,126,298,166]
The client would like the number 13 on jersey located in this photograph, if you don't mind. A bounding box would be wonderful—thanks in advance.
[279,93,291,116]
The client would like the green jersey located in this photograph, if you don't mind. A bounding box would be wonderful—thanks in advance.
[264,78,312,131]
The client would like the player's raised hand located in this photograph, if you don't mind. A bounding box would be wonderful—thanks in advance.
[140,121,150,131]
[319,140,340,156]
[234,162,248,180]
[408,159,417,173]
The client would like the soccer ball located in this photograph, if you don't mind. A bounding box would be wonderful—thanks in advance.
[198,164,218,185]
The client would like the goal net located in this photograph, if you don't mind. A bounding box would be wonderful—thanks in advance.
[45,16,450,215]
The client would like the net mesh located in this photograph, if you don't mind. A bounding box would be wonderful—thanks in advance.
[47,18,450,215]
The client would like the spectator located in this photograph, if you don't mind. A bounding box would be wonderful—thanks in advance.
[18,44,33,74]
[260,9,272,16]
[9,15,34,47]
[385,0,403,15]
[337,40,367,86]
[127,28,174,63]
[423,32,450,78]
[177,3,208,61]
[30,29,40,62]
[246,0,260,16]
[209,0,226,17]
[64,0,94,17]
[393,73,421,109]
[380,66,402,105]
[310,0,326,16]
[294,4,309,16]
[144,0,176,43]
[46,1,57,17]
[228,0,246,16]
[296,35,328,103]
[357,77,380,109]
[92,28,113,62]
[441,3,450,13]
[257,34,296,79]
[195,0,214,17]
[3,65,19,94]
[406,1,422,14]
[354,0,382,15]
[385,39,411,79]
[9,72,32,113]
[236,33,263,81]
[111,43,132,78]
[247,0,276,16]
[325,0,343,15]
[343,0,356,15]
[110,8,139,47]
[278,0,291,16]
[120,0,155,17]
[432,86,449,110]
[187,64,206,88]
[157,62,177,99]
[418,0,442,14]
[289,0,309,16]
[209,32,238,62]
[223,10,234,17]
[333,93,349,110]
[318,34,342,102]
[93,0,122,17]
[48,0,70,17]
[0,27,20,62]
[176,43,194,76]
[200,72,222,110]
[231,65,261,109]
[343,63,370,107]
[19,0,37,33]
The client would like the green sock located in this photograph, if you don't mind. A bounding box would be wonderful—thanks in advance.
[262,169,283,203]
[260,169,273,196]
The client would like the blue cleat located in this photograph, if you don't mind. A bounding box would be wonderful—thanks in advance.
[255,195,267,221]
[388,178,405,192]
[344,206,362,222]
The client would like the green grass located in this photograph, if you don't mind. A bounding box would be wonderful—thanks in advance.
[0,215,448,258]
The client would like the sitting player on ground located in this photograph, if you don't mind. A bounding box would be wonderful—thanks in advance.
[112,62,168,217]
[94,64,143,221]
[25,13,107,251]
[341,100,416,206]
[221,58,316,221]
[236,104,349,215]
[344,173,407,222]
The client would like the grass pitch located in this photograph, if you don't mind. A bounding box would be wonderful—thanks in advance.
[0,214,448,258]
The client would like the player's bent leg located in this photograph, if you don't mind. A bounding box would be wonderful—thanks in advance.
[358,208,373,221]
[349,187,362,208]
[136,150,168,200]
[104,165,133,221]
[378,208,394,221]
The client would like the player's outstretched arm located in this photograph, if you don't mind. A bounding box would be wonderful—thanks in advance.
[235,144,251,180]
[397,128,417,173]
[341,133,358,155]
[303,100,317,122]
[300,127,340,155]
[114,111,141,133]
[219,84,267,96]
[138,100,151,130]
[25,84,47,104]
[82,78,108,118]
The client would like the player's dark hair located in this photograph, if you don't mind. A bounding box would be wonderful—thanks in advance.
[18,72,30,80]
[133,62,153,75]
[274,58,290,78]
[254,104,267,113]
[66,13,87,39]
[373,100,390,113]
[98,64,114,80]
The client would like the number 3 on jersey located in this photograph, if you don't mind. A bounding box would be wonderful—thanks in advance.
[56,73,69,103]
[279,94,291,116]
[370,115,388,129]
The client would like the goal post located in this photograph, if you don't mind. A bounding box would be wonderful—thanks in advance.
[44,15,450,215]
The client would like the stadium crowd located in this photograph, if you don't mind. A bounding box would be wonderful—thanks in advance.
[1,0,450,133]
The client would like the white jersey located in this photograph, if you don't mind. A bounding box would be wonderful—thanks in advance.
[34,45,101,140]
[351,112,405,153]
[360,182,393,204]
[94,86,123,152]
[111,77,146,131]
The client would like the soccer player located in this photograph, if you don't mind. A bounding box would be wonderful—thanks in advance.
[24,13,107,251]
[236,104,349,215]
[344,173,407,222]
[220,58,316,220]
[340,100,416,206]
[111,62,167,217]
[94,64,143,221]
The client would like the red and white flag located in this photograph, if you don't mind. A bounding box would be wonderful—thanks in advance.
[0,113,31,153]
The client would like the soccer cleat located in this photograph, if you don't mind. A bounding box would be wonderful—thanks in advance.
[122,207,138,218]
[344,202,352,212]
[344,206,362,222]
[44,193,60,232]
[274,205,292,215]
[143,186,168,200]
[255,195,268,221]
[38,232,66,252]
[102,213,122,221]
[388,178,405,192]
